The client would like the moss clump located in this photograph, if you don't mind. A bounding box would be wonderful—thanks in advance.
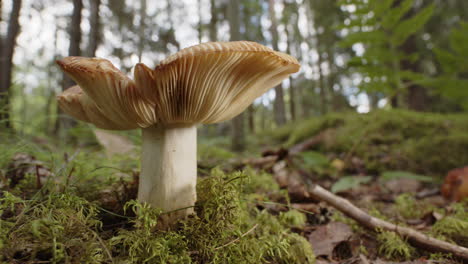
[377,230,415,261]
[431,202,468,246]
[0,168,315,263]
[394,193,424,219]
[279,209,307,227]
[277,110,468,176]
[1,192,105,263]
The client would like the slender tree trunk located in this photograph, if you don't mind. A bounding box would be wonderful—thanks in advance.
[165,0,180,51]
[0,0,22,131]
[209,0,217,42]
[86,0,100,57]
[284,25,296,121]
[268,0,287,125]
[228,0,245,152]
[402,35,427,111]
[317,48,327,115]
[247,105,255,133]
[197,0,203,43]
[56,0,83,134]
[46,27,60,135]
[137,0,146,62]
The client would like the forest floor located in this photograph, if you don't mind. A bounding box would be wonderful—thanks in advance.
[1,110,468,263]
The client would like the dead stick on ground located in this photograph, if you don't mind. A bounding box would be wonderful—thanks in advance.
[303,180,468,261]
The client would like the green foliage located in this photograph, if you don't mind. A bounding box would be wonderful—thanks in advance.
[377,230,415,261]
[429,22,468,109]
[331,176,371,193]
[340,0,434,96]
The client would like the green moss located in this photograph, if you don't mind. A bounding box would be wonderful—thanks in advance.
[279,210,307,227]
[1,168,315,263]
[431,202,468,246]
[1,192,105,263]
[377,230,415,261]
[285,113,346,147]
[278,110,468,176]
[394,194,423,219]
[198,143,237,167]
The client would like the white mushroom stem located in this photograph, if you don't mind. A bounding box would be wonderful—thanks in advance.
[138,125,197,224]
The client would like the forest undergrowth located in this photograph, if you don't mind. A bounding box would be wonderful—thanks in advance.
[0,110,468,263]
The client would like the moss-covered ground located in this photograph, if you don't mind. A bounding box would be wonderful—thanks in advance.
[1,109,468,263]
[264,109,468,176]
[0,139,314,263]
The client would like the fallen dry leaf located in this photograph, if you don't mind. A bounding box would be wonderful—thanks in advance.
[308,221,354,261]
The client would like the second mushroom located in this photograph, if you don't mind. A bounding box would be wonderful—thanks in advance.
[57,41,300,226]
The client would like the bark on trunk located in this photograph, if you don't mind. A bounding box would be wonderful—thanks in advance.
[317,49,327,115]
[56,0,83,134]
[269,0,287,126]
[284,24,296,121]
[247,105,255,133]
[86,0,101,57]
[401,34,427,111]
[209,0,217,41]
[137,0,146,62]
[0,0,22,130]
[228,0,245,151]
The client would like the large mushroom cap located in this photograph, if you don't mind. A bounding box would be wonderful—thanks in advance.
[57,41,300,129]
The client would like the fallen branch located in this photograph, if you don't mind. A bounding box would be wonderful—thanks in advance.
[243,130,330,167]
[289,129,331,155]
[302,179,468,261]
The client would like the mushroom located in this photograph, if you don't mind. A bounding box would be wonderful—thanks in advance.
[56,41,300,226]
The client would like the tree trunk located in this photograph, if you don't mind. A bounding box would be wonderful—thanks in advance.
[137,0,146,62]
[401,35,427,111]
[197,0,203,43]
[317,48,327,115]
[269,0,287,126]
[284,25,296,121]
[46,24,61,135]
[56,0,83,134]
[0,0,22,131]
[209,0,217,41]
[247,105,255,133]
[86,0,101,57]
[228,0,245,152]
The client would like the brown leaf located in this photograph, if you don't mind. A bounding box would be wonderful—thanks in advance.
[308,222,354,260]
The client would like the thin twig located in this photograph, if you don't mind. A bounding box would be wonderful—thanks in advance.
[302,179,468,261]
[214,223,259,250]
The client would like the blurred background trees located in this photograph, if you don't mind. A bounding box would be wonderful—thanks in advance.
[0,0,467,150]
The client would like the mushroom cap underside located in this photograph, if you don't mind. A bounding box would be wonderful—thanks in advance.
[57,41,300,130]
